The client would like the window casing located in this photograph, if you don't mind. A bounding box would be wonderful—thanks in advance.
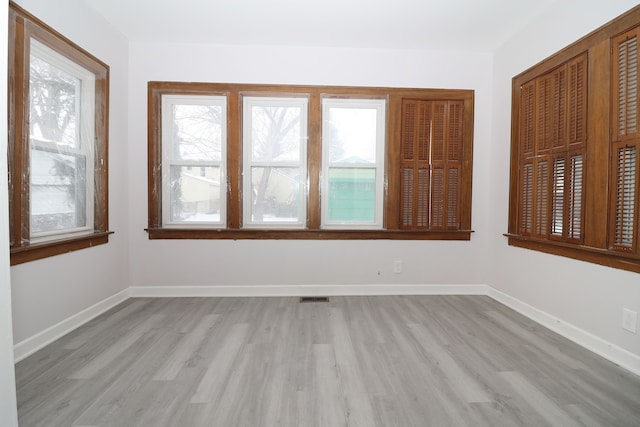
[507,6,640,273]
[8,3,110,265]
[148,82,474,240]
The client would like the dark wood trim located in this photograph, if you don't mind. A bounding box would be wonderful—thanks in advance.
[148,82,474,240]
[10,232,114,266]
[508,5,640,272]
[8,2,111,263]
[147,228,472,241]
[506,234,640,274]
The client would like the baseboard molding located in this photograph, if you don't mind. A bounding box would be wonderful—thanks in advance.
[13,288,130,363]
[487,287,640,377]
[128,283,488,298]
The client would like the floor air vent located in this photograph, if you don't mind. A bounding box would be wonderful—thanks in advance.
[299,296,330,303]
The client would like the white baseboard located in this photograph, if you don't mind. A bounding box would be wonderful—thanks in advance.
[13,288,130,363]
[128,283,488,298]
[487,287,640,377]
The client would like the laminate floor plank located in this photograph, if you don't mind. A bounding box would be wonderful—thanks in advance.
[15,296,640,427]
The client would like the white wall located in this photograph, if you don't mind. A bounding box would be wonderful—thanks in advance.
[127,43,494,290]
[10,0,130,344]
[0,0,19,423]
[489,0,640,359]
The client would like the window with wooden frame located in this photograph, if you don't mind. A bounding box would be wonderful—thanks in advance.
[147,83,474,240]
[611,27,640,254]
[8,3,110,265]
[507,5,640,274]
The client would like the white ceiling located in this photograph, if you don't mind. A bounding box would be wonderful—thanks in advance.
[83,0,561,51]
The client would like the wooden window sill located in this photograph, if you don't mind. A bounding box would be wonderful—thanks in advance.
[147,228,472,241]
[10,231,114,266]
[505,233,640,274]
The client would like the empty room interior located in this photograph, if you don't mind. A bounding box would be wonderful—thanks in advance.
[2,0,640,425]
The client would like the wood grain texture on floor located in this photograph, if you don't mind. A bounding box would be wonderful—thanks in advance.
[15,296,640,427]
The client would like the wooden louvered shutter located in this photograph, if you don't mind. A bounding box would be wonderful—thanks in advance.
[534,158,549,237]
[568,54,587,147]
[611,28,639,253]
[614,29,639,140]
[537,75,553,153]
[400,100,431,229]
[551,156,565,236]
[520,161,534,235]
[518,81,535,235]
[568,153,584,240]
[399,99,463,230]
[431,101,462,229]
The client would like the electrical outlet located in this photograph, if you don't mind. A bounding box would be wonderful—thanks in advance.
[393,260,403,274]
[622,308,637,333]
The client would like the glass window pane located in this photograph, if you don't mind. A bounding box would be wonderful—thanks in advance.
[327,107,378,163]
[30,149,86,233]
[327,168,376,223]
[250,105,302,162]
[170,165,223,223]
[250,167,302,223]
[29,54,80,148]
[173,104,224,162]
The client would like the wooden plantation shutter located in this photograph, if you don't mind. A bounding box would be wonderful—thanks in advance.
[400,99,463,230]
[517,53,586,242]
[611,27,640,253]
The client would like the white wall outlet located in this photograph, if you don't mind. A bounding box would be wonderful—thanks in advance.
[622,308,637,333]
[393,260,403,274]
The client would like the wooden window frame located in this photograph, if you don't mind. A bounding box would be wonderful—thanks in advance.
[507,5,640,274]
[147,82,474,240]
[8,2,111,265]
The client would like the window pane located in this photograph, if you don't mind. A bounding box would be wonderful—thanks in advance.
[30,149,86,234]
[173,104,223,162]
[250,167,302,223]
[243,97,307,228]
[170,165,223,223]
[250,105,302,162]
[327,107,378,163]
[327,168,376,223]
[29,54,79,148]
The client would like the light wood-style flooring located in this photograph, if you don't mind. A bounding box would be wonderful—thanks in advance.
[16,296,640,426]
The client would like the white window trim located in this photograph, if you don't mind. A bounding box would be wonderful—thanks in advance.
[242,96,308,229]
[161,94,227,228]
[321,98,386,229]
[28,39,96,243]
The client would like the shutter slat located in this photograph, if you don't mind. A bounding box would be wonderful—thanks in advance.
[417,168,429,227]
[431,167,444,228]
[537,76,553,152]
[521,162,533,234]
[617,35,638,137]
[569,56,586,144]
[447,102,462,162]
[535,159,549,236]
[402,102,416,160]
[615,146,637,248]
[569,153,583,239]
[447,167,459,228]
[551,157,565,236]
[553,67,566,149]
[432,103,445,162]
[522,82,535,155]
[418,103,431,161]
[401,168,413,227]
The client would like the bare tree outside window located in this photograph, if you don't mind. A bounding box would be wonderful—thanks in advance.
[28,49,88,235]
